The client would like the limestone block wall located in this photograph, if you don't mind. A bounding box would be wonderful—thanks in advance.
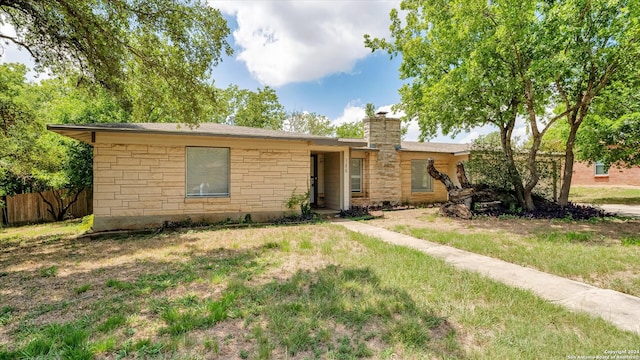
[93,140,309,230]
[363,116,402,204]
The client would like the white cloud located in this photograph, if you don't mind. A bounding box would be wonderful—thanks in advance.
[322,101,511,144]
[375,104,405,119]
[331,101,366,127]
[404,119,420,141]
[212,0,400,87]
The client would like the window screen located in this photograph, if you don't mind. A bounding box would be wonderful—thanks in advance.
[186,147,229,197]
[411,159,433,192]
[351,158,362,193]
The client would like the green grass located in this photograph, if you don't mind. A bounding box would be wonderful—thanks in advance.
[570,186,640,205]
[394,224,640,297]
[229,264,445,358]
[74,284,91,295]
[337,231,639,358]
[0,217,87,243]
[39,265,58,278]
[1,222,638,359]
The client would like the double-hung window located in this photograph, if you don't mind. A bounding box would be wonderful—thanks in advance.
[411,159,434,192]
[351,158,363,193]
[186,147,230,197]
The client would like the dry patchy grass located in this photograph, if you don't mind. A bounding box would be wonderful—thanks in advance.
[1,219,638,359]
[371,208,640,296]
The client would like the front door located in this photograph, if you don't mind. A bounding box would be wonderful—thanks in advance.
[310,155,318,206]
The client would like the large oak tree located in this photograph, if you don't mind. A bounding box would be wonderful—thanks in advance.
[366,0,640,209]
[0,0,232,124]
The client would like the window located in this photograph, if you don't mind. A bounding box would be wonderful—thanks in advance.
[411,160,433,192]
[351,158,363,193]
[186,147,229,197]
[595,161,609,176]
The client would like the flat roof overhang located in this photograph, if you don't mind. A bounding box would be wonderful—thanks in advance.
[47,124,368,148]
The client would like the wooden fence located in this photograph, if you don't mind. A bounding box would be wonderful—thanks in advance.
[1,189,93,226]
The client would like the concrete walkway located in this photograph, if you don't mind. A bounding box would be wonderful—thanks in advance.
[334,219,640,335]
[600,204,640,219]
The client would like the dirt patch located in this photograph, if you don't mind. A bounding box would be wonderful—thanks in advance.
[369,208,640,242]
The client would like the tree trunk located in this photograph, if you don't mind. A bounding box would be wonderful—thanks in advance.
[456,162,472,188]
[427,158,458,192]
[523,135,543,211]
[558,124,578,206]
[38,188,84,221]
[428,158,474,219]
[500,126,526,208]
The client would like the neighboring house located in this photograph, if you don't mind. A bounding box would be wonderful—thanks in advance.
[572,161,640,186]
[48,114,469,231]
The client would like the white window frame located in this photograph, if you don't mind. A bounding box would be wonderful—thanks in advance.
[411,159,434,193]
[351,158,363,193]
[185,147,230,197]
[594,161,609,176]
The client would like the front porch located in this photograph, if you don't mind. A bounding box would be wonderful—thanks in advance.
[309,148,350,211]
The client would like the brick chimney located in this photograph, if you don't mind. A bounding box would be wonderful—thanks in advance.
[363,112,401,205]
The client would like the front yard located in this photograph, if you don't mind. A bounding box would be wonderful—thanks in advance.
[372,208,640,297]
[1,217,639,359]
[570,185,640,205]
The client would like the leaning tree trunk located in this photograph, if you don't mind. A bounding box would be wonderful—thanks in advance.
[427,158,474,219]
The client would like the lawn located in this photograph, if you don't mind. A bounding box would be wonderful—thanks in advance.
[372,209,640,297]
[1,218,638,359]
[570,185,640,205]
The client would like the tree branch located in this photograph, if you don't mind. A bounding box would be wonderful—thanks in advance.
[0,33,36,58]
[37,190,57,220]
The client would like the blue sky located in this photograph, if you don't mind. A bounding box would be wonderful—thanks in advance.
[1,1,496,143]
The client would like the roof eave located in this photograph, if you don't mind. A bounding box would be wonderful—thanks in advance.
[47,124,356,147]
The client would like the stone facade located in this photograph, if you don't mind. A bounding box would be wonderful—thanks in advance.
[363,115,402,205]
[49,120,469,231]
[93,139,310,231]
[353,115,468,206]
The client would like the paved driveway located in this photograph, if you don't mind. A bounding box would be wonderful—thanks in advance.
[600,204,640,218]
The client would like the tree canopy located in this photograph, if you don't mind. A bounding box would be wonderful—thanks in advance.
[367,0,640,209]
[0,64,115,218]
[217,85,286,130]
[284,111,335,136]
[0,0,232,124]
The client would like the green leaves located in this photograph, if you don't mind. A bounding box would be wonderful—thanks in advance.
[1,0,232,125]
[284,111,335,136]
[368,0,640,207]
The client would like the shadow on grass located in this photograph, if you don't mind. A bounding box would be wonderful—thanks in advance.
[229,264,462,359]
[1,236,463,359]
[0,237,270,359]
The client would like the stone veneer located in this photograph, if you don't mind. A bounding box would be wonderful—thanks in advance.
[363,115,402,205]
[93,142,309,231]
